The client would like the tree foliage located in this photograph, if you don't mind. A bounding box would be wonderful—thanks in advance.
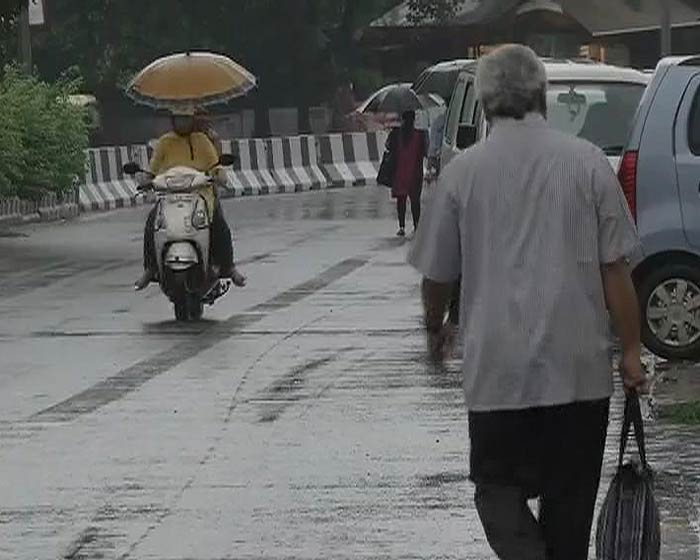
[27,0,400,107]
[0,1,482,106]
[407,0,465,24]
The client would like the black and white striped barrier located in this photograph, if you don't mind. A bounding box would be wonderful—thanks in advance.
[80,145,150,212]
[316,132,387,188]
[222,136,327,197]
[74,131,389,213]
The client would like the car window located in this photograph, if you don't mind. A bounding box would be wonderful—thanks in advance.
[444,75,468,146]
[460,82,478,125]
[546,82,645,155]
[474,101,485,138]
[688,85,700,155]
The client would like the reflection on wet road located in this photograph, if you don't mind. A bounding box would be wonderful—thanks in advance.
[0,188,697,559]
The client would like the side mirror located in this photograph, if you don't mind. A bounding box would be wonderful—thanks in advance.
[456,124,477,150]
[123,162,142,175]
[218,153,237,167]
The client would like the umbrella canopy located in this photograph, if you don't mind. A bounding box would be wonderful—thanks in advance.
[126,51,257,110]
[356,82,409,113]
[359,84,424,115]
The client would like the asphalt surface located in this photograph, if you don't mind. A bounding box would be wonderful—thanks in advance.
[0,187,698,559]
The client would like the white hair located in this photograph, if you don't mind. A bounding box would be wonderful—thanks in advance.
[475,44,547,120]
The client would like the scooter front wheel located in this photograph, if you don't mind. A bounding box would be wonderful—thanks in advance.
[174,298,189,321]
[173,292,203,321]
[187,293,203,320]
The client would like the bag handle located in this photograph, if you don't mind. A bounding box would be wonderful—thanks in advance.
[618,394,648,469]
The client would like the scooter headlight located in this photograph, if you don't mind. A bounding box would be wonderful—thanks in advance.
[191,197,209,230]
[166,174,195,190]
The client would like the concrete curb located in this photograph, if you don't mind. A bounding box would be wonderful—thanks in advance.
[0,191,79,228]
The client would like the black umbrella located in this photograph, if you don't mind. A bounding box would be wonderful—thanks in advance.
[361,84,424,115]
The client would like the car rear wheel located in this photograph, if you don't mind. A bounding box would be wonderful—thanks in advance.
[637,263,700,360]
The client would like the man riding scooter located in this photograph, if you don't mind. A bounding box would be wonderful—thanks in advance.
[135,107,246,290]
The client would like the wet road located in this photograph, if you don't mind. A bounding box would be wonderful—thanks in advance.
[0,188,698,559]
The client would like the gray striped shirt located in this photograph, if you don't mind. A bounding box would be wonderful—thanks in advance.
[409,114,640,411]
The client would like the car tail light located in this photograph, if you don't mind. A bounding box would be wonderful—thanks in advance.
[618,150,638,221]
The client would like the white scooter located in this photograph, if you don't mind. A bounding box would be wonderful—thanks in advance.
[124,155,236,321]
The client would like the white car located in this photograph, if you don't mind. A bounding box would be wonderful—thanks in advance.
[440,59,650,172]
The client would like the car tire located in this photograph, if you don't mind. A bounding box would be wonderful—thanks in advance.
[637,263,700,361]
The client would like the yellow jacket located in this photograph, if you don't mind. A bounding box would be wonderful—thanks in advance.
[150,131,220,215]
[150,131,219,175]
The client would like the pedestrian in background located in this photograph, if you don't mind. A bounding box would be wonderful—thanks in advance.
[331,79,358,132]
[408,44,646,560]
[387,110,427,237]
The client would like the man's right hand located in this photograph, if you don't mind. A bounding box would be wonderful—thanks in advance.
[427,323,456,363]
[621,351,647,395]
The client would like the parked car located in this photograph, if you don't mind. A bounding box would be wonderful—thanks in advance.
[619,55,700,360]
[440,59,650,172]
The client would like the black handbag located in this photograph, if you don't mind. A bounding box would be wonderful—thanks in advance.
[377,132,396,188]
[596,395,661,560]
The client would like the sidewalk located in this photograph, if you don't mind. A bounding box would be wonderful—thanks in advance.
[641,355,700,559]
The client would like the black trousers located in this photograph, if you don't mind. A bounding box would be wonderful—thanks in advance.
[143,199,234,275]
[469,398,610,560]
[396,192,421,229]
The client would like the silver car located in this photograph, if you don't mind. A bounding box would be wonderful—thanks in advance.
[622,55,700,360]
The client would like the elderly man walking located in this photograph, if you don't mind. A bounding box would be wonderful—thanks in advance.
[408,45,647,560]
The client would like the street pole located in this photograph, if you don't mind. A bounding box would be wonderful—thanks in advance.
[19,0,32,74]
[660,0,672,57]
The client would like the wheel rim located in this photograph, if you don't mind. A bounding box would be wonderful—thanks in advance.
[646,278,700,348]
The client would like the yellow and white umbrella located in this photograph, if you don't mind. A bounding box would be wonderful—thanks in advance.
[126,51,257,109]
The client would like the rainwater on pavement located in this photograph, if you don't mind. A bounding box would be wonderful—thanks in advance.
[0,187,697,559]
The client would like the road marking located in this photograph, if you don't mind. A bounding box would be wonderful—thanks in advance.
[29,257,368,424]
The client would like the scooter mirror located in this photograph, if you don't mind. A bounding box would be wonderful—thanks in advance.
[218,153,237,167]
[123,162,142,175]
